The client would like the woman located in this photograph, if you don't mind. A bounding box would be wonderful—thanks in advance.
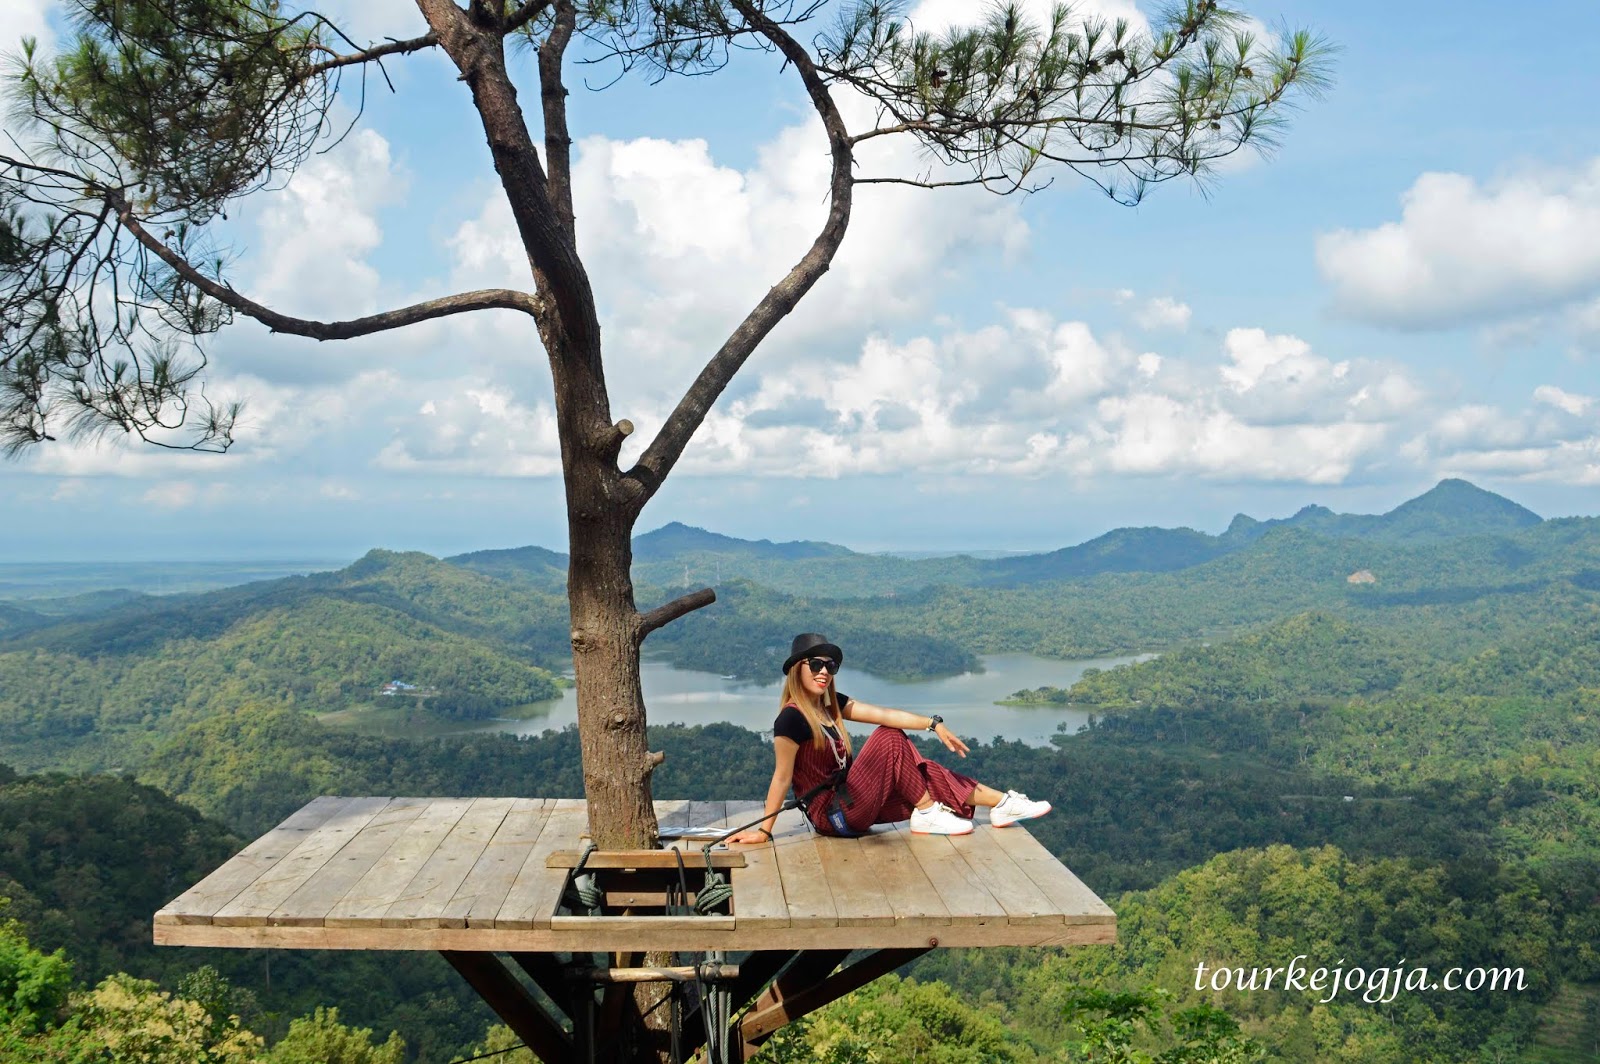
[730,633,1051,842]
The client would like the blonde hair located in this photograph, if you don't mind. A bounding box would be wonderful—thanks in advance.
[779,666,853,756]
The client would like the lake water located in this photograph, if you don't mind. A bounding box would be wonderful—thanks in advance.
[448,652,1147,747]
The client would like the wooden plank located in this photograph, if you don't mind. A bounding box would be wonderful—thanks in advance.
[383,797,516,928]
[769,820,838,929]
[945,826,1061,925]
[812,832,895,927]
[550,914,735,932]
[545,851,745,870]
[726,802,794,928]
[494,799,589,930]
[213,796,395,926]
[324,798,474,927]
[986,826,1117,925]
[886,823,1006,926]
[854,828,952,925]
[271,798,433,926]
[156,913,1115,951]
[449,799,554,928]
[156,796,355,925]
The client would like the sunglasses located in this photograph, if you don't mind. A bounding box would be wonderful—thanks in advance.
[804,657,839,675]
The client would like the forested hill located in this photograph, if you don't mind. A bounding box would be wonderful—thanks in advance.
[1222,478,1543,545]
[0,550,569,771]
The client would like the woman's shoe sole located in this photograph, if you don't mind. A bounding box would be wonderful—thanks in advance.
[991,805,1052,828]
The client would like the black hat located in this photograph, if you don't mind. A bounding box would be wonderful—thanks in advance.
[782,633,844,675]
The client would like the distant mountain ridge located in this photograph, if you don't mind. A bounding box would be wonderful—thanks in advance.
[1223,479,1542,545]
[632,522,855,561]
[434,479,1548,592]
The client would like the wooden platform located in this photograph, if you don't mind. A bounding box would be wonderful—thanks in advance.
[156,796,1115,952]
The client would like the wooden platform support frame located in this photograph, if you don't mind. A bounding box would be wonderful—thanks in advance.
[155,797,1117,1062]
[440,946,930,1064]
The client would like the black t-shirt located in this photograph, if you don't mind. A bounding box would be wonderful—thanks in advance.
[773,697,850,744]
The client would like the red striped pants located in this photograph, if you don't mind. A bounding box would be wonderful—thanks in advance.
[812,726,979,834]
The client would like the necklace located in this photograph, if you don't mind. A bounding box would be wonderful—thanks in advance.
[821,719,848,772]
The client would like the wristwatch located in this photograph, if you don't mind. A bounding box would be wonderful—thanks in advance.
[926,715,944,732]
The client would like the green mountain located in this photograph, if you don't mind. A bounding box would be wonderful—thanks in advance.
[633,521,856,560]
[0,551,570,771]
[982,525,1230,586]
[1225,478,1542,544]
[444,543,569,590]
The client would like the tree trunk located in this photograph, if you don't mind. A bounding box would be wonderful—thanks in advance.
[566,499,660,851]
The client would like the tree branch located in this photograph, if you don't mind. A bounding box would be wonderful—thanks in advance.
[623,0,853,508]
[635,588,717,641]
[305,32,439,77]
[504,0,554,36]
[538,0,578,239]
[108,188,540,339]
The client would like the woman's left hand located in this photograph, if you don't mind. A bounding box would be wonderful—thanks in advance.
[933,722,969,757]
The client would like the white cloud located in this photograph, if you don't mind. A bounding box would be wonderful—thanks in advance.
[1094,393,1386,484]
[375,383,563,477]
[434,101,1029,410]
[1317,160,1600,329]
[1134,296,1193,332]
[0,0,53,59]
[1534,385,1594,416]
[251,128,404,318]
[142,482,198,510]
[1402,387,1600,487]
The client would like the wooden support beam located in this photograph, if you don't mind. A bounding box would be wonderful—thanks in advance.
[442,951,572,1064]
[738,947,931,1051]
[728,951,800,1011]
[510,951,576,1023]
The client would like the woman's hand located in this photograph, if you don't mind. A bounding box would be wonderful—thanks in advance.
[728,829,772,845]
[933,722,969,757]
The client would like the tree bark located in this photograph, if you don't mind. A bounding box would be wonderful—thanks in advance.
[566,489,660,851]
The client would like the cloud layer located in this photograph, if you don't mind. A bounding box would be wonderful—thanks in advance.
[1318,160,1600,331]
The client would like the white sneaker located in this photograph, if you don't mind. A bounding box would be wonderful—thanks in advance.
[989,791,1051,828]
[909,802,973,835]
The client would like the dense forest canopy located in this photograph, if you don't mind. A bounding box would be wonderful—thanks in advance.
[2,481,1597,1060]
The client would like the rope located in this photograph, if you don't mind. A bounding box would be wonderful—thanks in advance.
[562,840,603,913]
[446,1042,527,1064]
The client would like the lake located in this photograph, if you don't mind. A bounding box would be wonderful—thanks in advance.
[325,652,1146,746]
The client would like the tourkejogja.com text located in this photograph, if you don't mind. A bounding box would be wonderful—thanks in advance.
[1193,957,1528,1004]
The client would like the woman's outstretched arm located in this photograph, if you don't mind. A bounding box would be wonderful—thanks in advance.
[844,700,970,757]
[729,737,800,844]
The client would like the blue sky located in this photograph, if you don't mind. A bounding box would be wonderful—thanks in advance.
[4,0,1599,561]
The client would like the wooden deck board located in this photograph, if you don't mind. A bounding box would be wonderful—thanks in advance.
[494,799,588,930]
[450,799,553,928]
[945,824,1061,926]
[722,800,790,927]
[324,798,474,927]
[889,823,1008,927]
[156,797,1114,950]
[383,797,517,928]
[987,825,1117,926]
[214,796,394,926]
[813,831,896,927]
[271,797,432,927]
[855,825,952,926]
[768,814,839,929]
[156,796,355,926]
